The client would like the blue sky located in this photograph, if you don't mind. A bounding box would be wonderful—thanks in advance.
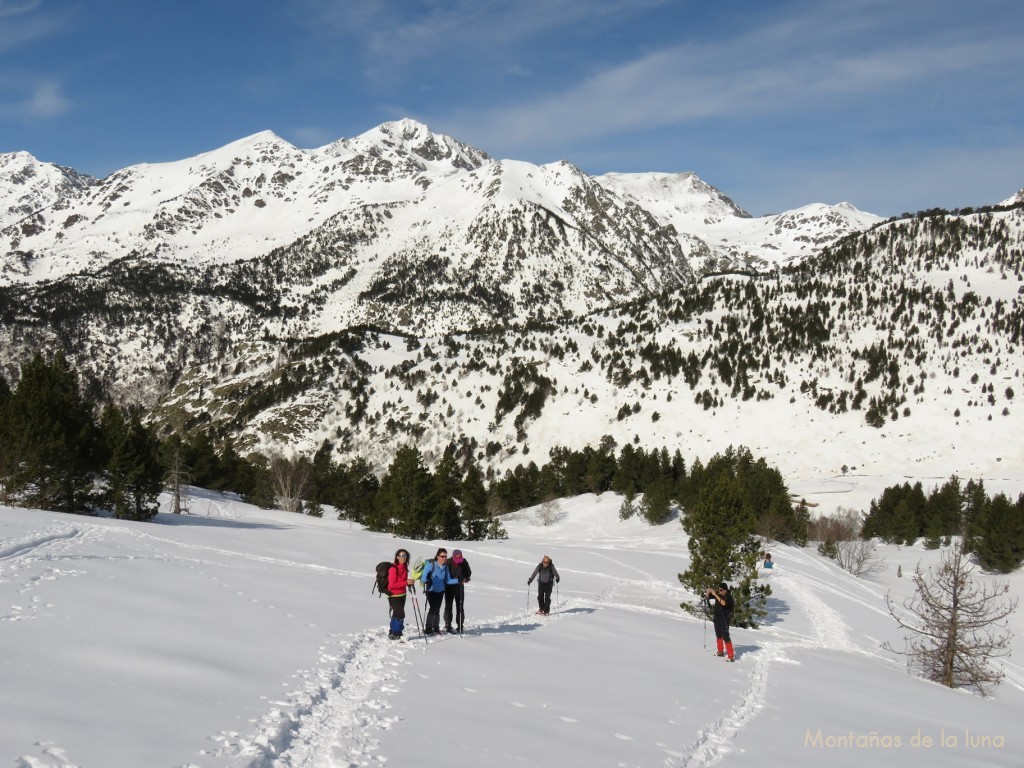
[1,0,1022,216]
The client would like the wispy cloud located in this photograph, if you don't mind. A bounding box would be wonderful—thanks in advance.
[0,1,74,122]
[293,0,670,78]
[0,0,66,51]
[445,3,1024,153]
[0,0,43,18]
[0,77,70,120]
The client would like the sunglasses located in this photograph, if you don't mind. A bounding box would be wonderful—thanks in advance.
[397,554,408,559]
[437,554,447,559]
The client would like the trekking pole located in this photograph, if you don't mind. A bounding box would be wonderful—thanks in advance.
[526,581,532,613]
[555,581,560,615]
[411,585,427,647]
[457,590,465,634]
[702,593,708,650]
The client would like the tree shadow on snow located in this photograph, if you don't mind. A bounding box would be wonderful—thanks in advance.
[731,641,764,658]
[154,514,288,531]
[460,607,597,638]
[760,594,792,627]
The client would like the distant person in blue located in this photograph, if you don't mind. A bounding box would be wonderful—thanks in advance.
[420,548,450,635]
[444,549,472,634]
[763,552,774,569]
[528,555,560,615]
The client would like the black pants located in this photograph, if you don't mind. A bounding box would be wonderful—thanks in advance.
[713,614,731,643]
[537,580,554,613]
[425,590,444,632]
[444,583,465,630]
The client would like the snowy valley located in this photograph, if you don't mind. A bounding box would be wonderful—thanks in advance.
[2,491,1022,768]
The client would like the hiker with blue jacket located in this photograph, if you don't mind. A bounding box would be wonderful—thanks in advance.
[420,548,450,635]
[528,555,559,615]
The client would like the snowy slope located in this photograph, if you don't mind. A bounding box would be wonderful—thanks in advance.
[597,171,883,270]
[2,492,1022,768]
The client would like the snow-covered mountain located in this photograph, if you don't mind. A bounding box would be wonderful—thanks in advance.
[596,172,880,271]
[0,119,873,294]
[1,120,1022,496]
[0,120,491,284]
[1001,188,1024,207]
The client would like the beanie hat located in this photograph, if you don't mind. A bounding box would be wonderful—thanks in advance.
[453,549,462,556]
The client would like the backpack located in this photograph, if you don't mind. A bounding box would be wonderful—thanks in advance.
[373,561,393,597]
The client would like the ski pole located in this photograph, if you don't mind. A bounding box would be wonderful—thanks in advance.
[703,601,708,650]
[555,580,560,615]
[702,591,708,650]
[526,581,531,612]
[457,585,465,634]
[411,585,427,647]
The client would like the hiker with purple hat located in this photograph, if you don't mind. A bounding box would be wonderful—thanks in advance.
[444,548,472,634]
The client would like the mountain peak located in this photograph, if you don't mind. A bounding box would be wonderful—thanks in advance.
[1000,188,1024,207]
[214,130,295,155]
[374,118,435,143]
[341,118,492,172]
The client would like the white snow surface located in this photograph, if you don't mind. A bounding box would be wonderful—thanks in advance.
[3,491,1023,768]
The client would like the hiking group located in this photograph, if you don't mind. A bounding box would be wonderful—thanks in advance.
[379,546,473,640]
[377,550,560,639]
[381,551,737,661]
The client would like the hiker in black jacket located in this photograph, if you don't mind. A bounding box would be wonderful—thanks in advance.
[444,549,472,634]
[706,582,735,661]
[528,555,560,615]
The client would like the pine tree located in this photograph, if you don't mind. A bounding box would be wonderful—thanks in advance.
[679,471,769,627]
[972,493,1024,573]
[237,455,275,509]
[638,477,673,525]
[461,463,491,540]
[106,410,163,521]
[618,490,637,520]
[371,445,432,537]
[0,373,14,505]
[427,446,464,539]
[4,352,100,513]
[336,456,379,523]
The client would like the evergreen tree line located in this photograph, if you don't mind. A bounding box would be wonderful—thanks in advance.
[0,352,164,520]
[1,355,812,559]
[861,476,1024,573]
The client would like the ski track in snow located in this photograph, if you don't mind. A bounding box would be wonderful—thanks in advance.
[672,546,861,768]
[218,606,556,767]
[214,629,401,768]
[0,524,90,622]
